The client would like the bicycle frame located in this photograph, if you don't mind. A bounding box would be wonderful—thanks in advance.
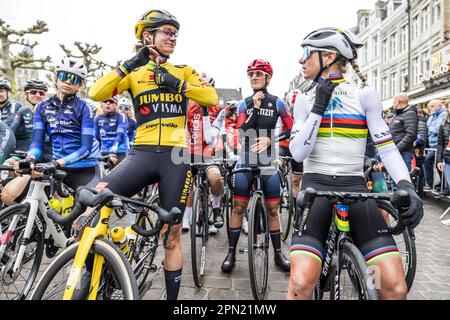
[63,205,113,300]
[0,179,74,274]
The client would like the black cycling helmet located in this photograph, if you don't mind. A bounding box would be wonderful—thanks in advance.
[24,80,48,92]
[134,9,180,40]
[0,79,12,91]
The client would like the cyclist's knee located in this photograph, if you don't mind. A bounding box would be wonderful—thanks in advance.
[380,277,407,299]
[207,170,223,194]
[232,202,247,216]
[289,270,316,298]
[164,225,182,250]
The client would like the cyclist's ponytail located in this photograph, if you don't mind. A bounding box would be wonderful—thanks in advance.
[349,59,368,88]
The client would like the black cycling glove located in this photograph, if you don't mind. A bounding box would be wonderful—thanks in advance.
[396,180,424,229]
[311,79,339,116]
[122,47,151,73]
[34,161,61,174]
[154,67,181,91]
[18,157,36,169]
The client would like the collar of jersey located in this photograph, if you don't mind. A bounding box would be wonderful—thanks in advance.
[149,56,169,68]
[319,73,345,84]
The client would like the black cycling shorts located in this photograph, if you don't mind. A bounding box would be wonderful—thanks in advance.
[279,146,303,174]
[14,165,101,203]
[234,153,280,202]
[99,148,192,213]
[290,173,399,266]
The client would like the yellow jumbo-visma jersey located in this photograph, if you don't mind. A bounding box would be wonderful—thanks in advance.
[89,59,218,148]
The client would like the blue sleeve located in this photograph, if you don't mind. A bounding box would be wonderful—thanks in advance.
[94,116,100,141]
[108,114,128,154]
[27,104,46,160]
[129,119,137,145]
[61,103,95,165]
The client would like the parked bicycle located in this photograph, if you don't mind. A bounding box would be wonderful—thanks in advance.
[277,156,294,241]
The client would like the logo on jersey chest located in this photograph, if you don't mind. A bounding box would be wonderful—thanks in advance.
[139,103,183,116]
[138,93,183,105]
[247,108,274,117]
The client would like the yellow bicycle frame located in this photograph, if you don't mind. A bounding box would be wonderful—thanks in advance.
[63,206,113,300]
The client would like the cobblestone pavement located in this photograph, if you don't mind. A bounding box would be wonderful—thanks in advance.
[1,199,450,300]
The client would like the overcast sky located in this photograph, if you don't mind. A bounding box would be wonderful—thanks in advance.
[1,0,376,98]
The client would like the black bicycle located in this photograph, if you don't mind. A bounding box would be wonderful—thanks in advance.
[228,165,278,300]
[295,188,410,300]
[277,157,294,241]
[365,165,417,291]
[218,158,237,238]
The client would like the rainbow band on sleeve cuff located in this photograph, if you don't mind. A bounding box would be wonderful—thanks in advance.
[178,80,188,95]
[374,137,395,148]
[115,65,130,79]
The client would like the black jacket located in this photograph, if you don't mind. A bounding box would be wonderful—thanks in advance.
[389,105,418,153]
[437,118,450,164]
[415,114,428,149]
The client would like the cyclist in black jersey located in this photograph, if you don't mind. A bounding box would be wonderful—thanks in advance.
[0,121,15,164]
[221,59,293,273]
[0,79,22,127]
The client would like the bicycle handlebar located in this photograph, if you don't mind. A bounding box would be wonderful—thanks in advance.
[296,188,410,235]
[131,207,183,238]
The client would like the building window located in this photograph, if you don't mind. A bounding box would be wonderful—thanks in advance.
[391,72,397,98]
[421,5,430,33]
[382,76,388,100]
[400,25,408,53]
[363,41,368,63]
[422,50,431,74]
[432,0,441,24]
[412,15,419,40]
[390,32,397,58]
[372,35,378,59]
[413,56,420,85]
[372,70,378,91]
[382,38,388,62]
[400,68,408,91]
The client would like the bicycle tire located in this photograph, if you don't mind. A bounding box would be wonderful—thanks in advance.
[248,193,269,300]
[223,183,233,239]
[332,241,378,300]
[30,238,139,300]
[0,204,45,300]
[191,186,208,288]
[376,200,416,292]
[280,176,294,241]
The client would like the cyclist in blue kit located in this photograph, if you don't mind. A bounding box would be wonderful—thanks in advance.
[95,96,129,165]
[2,57,101,205]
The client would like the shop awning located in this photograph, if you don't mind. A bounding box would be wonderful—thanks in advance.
[409,87,450,106]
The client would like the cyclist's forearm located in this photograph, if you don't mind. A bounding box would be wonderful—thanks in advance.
[60,134,93,165]
[289,113,322,162]
[89,68,128,102]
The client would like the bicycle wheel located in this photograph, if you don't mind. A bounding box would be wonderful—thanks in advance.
[133,211,159,293]
[0,204,45,300]
[280,175,294,241]
[333,241,378,300]
[30,238,139,300]
[376,200,416,292]
[248,193,269,300]
[191,186,208,288]
[223,178,233,239]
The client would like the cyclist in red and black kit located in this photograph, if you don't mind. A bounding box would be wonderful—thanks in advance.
[221,59,294,273]
[183,73,227,233]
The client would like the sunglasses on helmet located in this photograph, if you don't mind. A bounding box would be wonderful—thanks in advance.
[57,71,83,85]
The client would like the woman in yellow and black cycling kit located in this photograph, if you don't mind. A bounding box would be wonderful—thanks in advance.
[89,9,218,300]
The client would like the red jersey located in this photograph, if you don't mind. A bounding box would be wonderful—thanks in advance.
[186,102,222,158]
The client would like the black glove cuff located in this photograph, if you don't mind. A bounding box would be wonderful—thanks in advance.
[311,103,327,116]
[201,106,209,117]
[52,160,61,169]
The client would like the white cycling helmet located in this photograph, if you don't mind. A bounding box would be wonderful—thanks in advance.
[301,27,363,60]
[200,72,215,87]
[54,57,88,80]
[285,89,301,109]
[118,97,133,108]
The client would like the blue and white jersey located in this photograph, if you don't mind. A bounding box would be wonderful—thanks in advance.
[28,94,100,168]
[94,112,129,155]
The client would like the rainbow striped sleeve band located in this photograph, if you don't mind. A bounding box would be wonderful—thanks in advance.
[177,80,188,95]
[290,244,324,263]
[115,65,130,79]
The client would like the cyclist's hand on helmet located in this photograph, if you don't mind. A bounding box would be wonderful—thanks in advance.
[17,157,36,170]
[154,66,181,90]
[311,79,339,116]
[252,91,265,109]
[396,180,424,229]
[34,160,60,175]
[123,46,154,72]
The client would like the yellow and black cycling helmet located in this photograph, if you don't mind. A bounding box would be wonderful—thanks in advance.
[134,9,180,40]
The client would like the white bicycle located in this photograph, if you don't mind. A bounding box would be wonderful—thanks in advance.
[0,165,75,300]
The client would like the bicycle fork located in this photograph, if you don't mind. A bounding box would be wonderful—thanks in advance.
[64,206,112,300]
